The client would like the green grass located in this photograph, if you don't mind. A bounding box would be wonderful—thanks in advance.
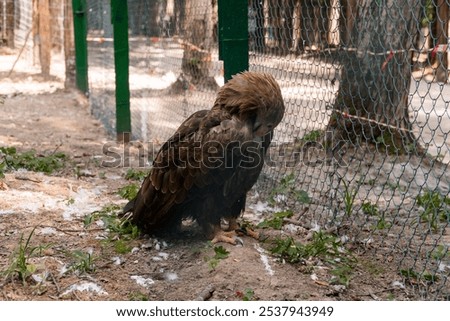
[205,245,230,270]
[257,210,293,230]
[429,244,449,261]
[0,146,66,178]
[300,130,321,143]
[124,168,149,181]
[400,268,438,284]
[268,232,355,286]
[374,215,392,230]
[63,249,97,275]
[118,183,139,201]
[416,189,450,231]
[1,227,51,284]
[85,204,140,254]
[362,202,378,216]
[341,180,357,217]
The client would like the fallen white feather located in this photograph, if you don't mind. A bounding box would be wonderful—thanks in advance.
[62,282,108,296]
[158,252,169,260]
[164,272,178,281]
[438,263,450,272]
[131,275,155,287]
[112,256,121,265]
[391,281,405,289]
[249,201,273,213]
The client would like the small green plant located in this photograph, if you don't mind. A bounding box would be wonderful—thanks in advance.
[89,207,140,241]
[341,180,357,217]
[374,215,392,230]
[269,232,355,286]
[269,174,311,205]
[416,189,450,231]
[400,268,438,284]
[0,147,66,178]
[118,183,139,200]
[64,250,97,274]
[124,168,149,181]
[361,202,378,216]
[2,227,50,284]
[269,236,305,263]
[429,244,449,261]
[257,210,293,230]
[85,205,140,253]
[84,204,121,227]
[300,130,321,143]
[205,245,230,270]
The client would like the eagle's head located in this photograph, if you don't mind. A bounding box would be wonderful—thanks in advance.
[213,71,285,137]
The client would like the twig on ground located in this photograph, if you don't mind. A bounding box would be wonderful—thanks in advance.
[49,272,61,295]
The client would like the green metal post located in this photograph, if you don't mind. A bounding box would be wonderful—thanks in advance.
[111,0,131,142]
[218,0,249,82]
[72,0,88,94]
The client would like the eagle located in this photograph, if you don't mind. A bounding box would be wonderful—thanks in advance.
[121,71,285,244]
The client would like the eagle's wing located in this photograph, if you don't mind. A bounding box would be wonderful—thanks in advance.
[123,108,257,231]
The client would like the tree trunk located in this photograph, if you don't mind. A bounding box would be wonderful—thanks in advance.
[50,0,63,52]
[63,0,75,88]
[179,0,217,89]
[327,0,422,153]
[339,0,357,47]
[5,0,14,48]
[36,0,52,78]
[301,0,316,48]
[432,0,449,82]
[293,0,301,52]
[280,0,295,54]
[173,0,186,36]
[327,0,340,46]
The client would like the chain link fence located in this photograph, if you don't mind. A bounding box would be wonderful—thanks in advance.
[1,0,448,300]
[0,0,70,91]
[84,0,450,299]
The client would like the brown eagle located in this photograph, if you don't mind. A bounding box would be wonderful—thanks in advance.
[121,71,285,244]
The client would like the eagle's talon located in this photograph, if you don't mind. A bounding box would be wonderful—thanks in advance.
[211,230,237,245]
[234,236,244,246]
[236,226,260,240]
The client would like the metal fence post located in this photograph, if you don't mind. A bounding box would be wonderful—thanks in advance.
[72,0,88,94]
[111,0,131,143]
[218,0,249,82]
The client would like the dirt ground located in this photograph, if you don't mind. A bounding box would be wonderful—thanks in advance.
[0,77,425,301]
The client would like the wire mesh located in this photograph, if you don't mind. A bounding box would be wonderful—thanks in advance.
[88,0,450,299]
[0,0,68,84]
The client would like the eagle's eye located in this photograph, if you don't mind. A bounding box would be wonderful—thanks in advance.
[253,120,262,132]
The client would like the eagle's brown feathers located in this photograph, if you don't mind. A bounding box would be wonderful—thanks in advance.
[121,71,285,243]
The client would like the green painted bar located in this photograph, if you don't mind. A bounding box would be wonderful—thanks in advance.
[111,0,131,142]
[218,0,249,82]
[72,0,88,94]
